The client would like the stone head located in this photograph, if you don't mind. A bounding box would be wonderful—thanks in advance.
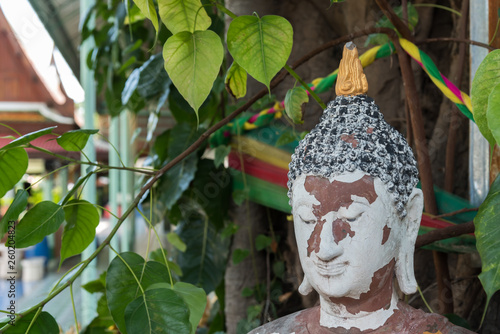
[287,44,423,302]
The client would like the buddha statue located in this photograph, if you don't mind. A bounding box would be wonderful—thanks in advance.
[248,43,474,334]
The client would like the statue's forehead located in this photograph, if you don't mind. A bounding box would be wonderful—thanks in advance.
[303,174,378,212]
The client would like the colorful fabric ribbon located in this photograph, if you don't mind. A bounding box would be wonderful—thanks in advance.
[209,39,474,147]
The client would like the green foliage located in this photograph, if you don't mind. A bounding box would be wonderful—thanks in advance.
[163,30,224,119]
[0,311,59,334]
[0,148,28,198]
[56,129,99,152]
[124,288,191,333]
[60,200,100,264]
[158,0,211,34]
[486,83,500,145]
[176,216,230,293]
[366,3,418,46]
[232,248,250,264]
[132,0,159,35]
[471,49,500,148]
[474,174,500,317]
[167,231,187,252]
[106,252,173,333]
[284,86,308,124]
[148,282,207,334]
[227,15,293,91]
[255,234,272,251]
[0,127,55,151]
[0,189,27,235]
[15,201,65,248]
[214,145,231,168]
[225,61,248,99]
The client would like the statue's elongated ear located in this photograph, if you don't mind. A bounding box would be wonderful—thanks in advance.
[395,188,423,294]
[299,275,313,295]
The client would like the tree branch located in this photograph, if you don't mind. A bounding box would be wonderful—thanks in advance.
[416,221,475,248]
[417,37,496,50]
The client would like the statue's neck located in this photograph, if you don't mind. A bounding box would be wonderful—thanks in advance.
[319,287,399,331]
[319,260,398,331]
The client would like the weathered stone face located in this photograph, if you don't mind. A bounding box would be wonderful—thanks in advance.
[292,171,401,303]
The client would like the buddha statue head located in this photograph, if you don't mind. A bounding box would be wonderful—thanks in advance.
[286,42,424,330]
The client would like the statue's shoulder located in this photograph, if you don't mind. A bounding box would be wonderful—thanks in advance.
[247,307,320,334]
[389,302,476,334]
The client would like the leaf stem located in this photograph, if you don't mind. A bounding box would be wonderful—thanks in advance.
[211,1,237,19]
[284,64,326,109]
[70,284,80,334]
[417,285,434,313]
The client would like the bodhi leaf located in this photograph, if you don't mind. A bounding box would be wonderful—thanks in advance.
[284,86,308,124]
[15,201,65,248]
[232,248,250,265]
[0,311,59,334]
[486,83,500,145]
[471,49,500,147]
[163,30,224,119]
[0,148,28,198]
[132,0,159,35]
[474,174,500,318]
[106,252,173,334]
[56,129,99,152]
[225,61,247,99]
[0,189,28,235]
[147,282,207,334]
[124,288,191,334]
[227,15,293,91]
[60,199,100,265]
[167,231,187,252]
[158,0,211,35]
[0,126,56,151]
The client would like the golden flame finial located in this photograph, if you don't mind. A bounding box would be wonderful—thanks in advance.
[335,42,368,96]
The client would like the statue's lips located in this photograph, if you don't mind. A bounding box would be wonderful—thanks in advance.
[314,260,348,276]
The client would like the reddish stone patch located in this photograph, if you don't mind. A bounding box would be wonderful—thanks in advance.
[340,133,358,148]
[304,175,377,257]
[367,127,374,134]
[329,259,396,314]
[381,225,391,245]
[333,219,355,244]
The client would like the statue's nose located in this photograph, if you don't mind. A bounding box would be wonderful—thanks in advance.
[316,219,344,262]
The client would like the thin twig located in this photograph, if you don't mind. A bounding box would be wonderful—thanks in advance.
[417,37,496,50]
[433,207,478,219]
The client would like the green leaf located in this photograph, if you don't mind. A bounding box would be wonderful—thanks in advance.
[0,126,56,151]
[177,216,230,293]
[366,3,419,46]
[157,123,205,209]
[122,68,140,105]
[167,231,187,252]
[60,199,100,265]
[471,49,500,147]
[273,261,285,279]
[56,129,99,152]
[132,0,159,35]
[124,288,191,334]
[276,131,299,147]
[284,87,308,124]
[149,248,183,277]
[106,252,173,334]
[82,271,107,293]
[227,15,293,91]
[0,189,28,235]
[0,311,59,334]
[232,248,250,265]
[172,282,206,334]
[158,0,211,35]
[137,54,171,99]
[221,222,239,239]
[148,282,207,334]
[474,174,500,316]
[0,148,28,198]
[163,30,224,118]
[232,188,249,206]
[486,83,500,145]
[225,61,247,99]
[255,234,272,251]
[15,201,65,248]
[214,145,231,168]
